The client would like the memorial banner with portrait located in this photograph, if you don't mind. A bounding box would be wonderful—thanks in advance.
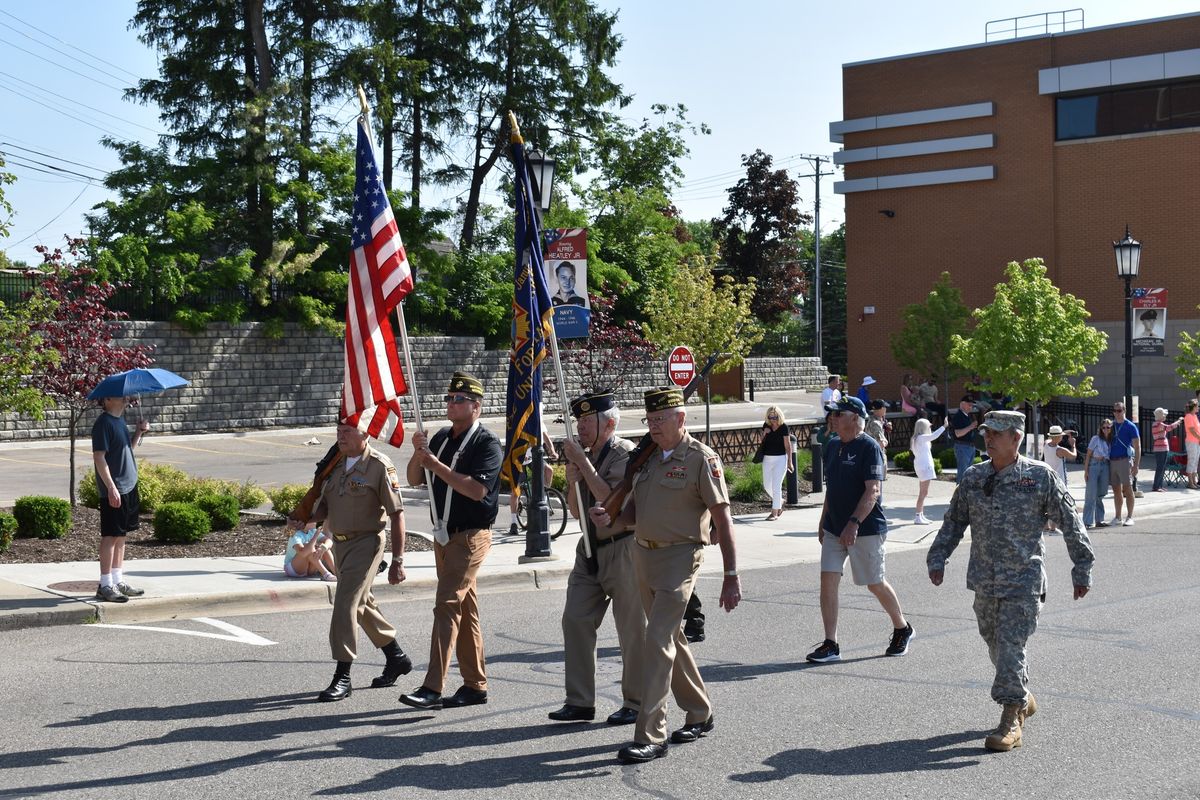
[543,228,590,339]
[1132,287,1167,357]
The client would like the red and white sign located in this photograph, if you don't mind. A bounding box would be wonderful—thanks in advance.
[667,346,695,387]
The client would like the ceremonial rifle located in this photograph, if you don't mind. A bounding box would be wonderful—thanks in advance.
[286,443,344,527]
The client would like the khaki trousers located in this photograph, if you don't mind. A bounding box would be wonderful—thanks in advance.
[423,528,491,693]
[329,530,396,662]
[633,543,711,745]
[562,536,646,710]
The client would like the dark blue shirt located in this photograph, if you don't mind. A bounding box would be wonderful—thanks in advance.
[1110,419,1140,459]
[822,433,887,536]
[91,412,138,497]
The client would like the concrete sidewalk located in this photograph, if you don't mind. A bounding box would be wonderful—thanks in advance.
[2,466,1195,632]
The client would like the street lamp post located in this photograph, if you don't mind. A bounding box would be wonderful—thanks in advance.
[523,147,556,559]
[1113,225,1142,416]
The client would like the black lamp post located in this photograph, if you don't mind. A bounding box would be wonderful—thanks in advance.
[1113,225,1142,416]
[522,147,556,559]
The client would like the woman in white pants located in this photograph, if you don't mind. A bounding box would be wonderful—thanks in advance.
[759,405,794,521]
[910,417,945,524]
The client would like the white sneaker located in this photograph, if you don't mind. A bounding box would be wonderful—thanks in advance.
[1123,517,1135,527]
[914,514,930,525]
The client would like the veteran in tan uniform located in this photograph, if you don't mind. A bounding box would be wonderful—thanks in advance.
[590,386,742,764]
[548,390,645,726]
[303,422,412,702]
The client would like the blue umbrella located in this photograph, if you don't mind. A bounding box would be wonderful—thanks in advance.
[87,368,190,400]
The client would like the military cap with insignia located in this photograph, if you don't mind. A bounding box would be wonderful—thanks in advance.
[644,386,684,413]
[448,370,484,398]
[979,410,1025,433]
[570,389,616,418]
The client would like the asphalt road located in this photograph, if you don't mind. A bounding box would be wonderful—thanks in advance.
[0,391,820,505]
[2,510,1197,799]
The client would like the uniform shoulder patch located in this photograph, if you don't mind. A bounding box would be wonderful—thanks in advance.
[707,455,722,480]
[385,464,401,491]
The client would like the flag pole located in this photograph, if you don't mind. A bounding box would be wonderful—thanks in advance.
[357,84,438,516]
[509,111,589,558]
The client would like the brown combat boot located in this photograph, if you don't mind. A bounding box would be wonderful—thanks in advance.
[1019,692,1037,725]
[984,704,1023,751]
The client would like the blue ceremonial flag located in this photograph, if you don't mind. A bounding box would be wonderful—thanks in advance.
[502,126,556,494]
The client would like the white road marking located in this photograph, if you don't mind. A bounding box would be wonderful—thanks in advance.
[89,616,276,646]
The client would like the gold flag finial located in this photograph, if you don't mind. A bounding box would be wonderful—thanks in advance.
[508,111,523,145]
[356,85,370,117]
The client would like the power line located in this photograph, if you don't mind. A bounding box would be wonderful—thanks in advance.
[1,153,105,184]
[7,183,94,247]
[0,21,138,87]
[0,83,137,143]
[0,71,162,135]
[0,9,143,81]
[0,36,126,92]
[0,142,108,175]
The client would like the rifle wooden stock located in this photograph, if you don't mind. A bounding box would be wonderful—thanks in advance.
[600,354,721,518]
[287,444,343,525]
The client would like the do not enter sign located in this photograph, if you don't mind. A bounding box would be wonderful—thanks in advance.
[667,346,695,387]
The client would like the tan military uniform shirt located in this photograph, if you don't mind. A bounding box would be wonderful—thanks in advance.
[318,446,404,535]
[585,435,635,541]
[632,432,729,545]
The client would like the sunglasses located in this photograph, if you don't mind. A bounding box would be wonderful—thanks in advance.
[768,415,779,420]
[444,394,474,405]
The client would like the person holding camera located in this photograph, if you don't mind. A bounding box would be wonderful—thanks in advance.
[1042,426,1076,485]
[950,396,981,483]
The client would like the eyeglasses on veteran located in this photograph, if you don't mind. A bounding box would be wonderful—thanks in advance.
[641,413,676,427]
[444,394,474,405]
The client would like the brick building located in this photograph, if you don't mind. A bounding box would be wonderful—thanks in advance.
[831,12,1200,413]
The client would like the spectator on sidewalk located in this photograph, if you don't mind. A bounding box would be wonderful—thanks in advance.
[1150,408,1183,492]
[807,396,913,665]
[950,396,981,483]
[759,406,794,522]
[900,374,922,417]
[1082,420,1112,528]
[927,410,1093,753]
[1184,399,1200,490]
[284,525,337,581]
[820,375,842,409]
[910,417,946,525]
[1109,401,1141,526]
[856,376,876,406]
[91,396,150,603]
[1042,426,1076,485]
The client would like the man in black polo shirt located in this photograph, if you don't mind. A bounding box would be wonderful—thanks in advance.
[807,396,913,663]
[951,395,981,484]
[401,371,502,711]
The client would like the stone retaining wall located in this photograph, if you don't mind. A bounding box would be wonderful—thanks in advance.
[1,322,829,441]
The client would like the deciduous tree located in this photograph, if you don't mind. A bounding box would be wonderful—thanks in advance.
[27,240,154,506]
[556,291,657,395]
[890,271,971,402]
[0,292,57,419]
[1175,305,1200,393]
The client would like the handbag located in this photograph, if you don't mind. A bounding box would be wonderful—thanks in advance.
[751,442,766,464]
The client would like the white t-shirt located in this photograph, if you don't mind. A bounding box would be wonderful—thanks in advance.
[820,387,841,407]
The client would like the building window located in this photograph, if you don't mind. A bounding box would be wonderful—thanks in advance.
[1056,81,1200,140]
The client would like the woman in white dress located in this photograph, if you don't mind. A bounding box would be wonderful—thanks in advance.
[910,417,945,524]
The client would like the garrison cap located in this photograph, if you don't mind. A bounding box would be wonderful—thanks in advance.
[980,410,1025,433]
[448,370,484,398]
[644,387,684,413]
[570,389,616,418]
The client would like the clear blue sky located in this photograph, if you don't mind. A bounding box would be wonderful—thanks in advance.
[0,1,1192,265]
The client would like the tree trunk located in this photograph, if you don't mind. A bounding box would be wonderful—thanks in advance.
[68,409,80,508]
[244,0,275,266]
[409,0,425,209]
[297,1,315,236]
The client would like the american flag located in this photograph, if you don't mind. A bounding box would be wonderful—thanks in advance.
[339,117,414,446]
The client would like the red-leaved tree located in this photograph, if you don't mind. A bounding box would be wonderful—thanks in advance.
[28,238,153,506]
[555,291,658,396]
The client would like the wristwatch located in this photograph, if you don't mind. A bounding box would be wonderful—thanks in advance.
[848,516,862,526]
[723,570,739,577]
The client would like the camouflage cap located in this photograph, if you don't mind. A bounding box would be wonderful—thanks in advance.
[570,389,616,418]
[980,410,1025,433]
[448,370,484,398]
[644,386,684,413]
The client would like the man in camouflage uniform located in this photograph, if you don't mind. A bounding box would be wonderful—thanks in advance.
[927,410,1094,751]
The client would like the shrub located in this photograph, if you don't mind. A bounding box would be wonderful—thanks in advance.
[893,451,915,472]
[78,472,101,509]
[196,494,240,531]
[266,484,311,517]
[13,495,72,540]
[729,461,765,503]
[224,480,268,509]
[0,513,15,553]
[153,502,211,543]
[938,448,981,470]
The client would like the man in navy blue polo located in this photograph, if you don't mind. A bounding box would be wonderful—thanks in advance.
[807,396,913,663]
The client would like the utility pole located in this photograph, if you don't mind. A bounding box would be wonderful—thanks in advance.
[795,155,836,363]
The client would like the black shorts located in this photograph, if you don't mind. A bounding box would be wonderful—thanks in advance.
[99,486,141,537]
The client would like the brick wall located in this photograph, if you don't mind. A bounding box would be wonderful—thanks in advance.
[0,322,830,441]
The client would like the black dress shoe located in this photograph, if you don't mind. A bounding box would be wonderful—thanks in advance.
[318,672,352,702]
[399,686,443,710]
[684,628,705,644]
[617,742,668,764]
[606,707,638,726]
[370,651,413,688]
[669,716,714,743]
[548,704,595,722]
[442,686,488,708]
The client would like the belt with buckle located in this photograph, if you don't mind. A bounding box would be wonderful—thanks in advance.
[447,526,484,536]
[596,531,633,548]
[332,531,377,542]
[635,538,695,550]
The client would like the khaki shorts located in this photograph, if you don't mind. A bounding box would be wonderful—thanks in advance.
[1109,458,1132,488]
[821,530,887,586]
